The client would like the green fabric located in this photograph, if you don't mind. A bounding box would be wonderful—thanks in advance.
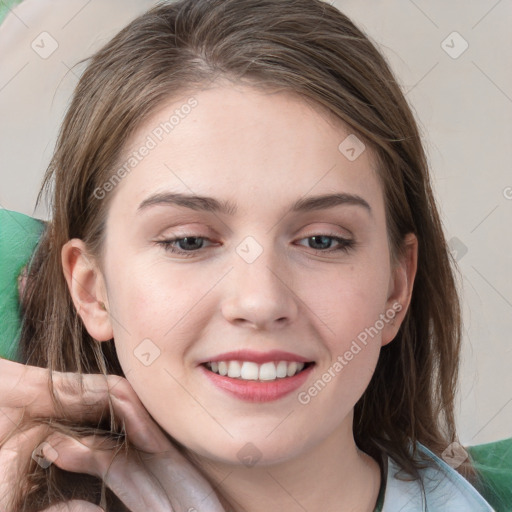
[0,208,45,361]
[0,0,25,26]
[468,437,512,512]
[371,440,512,510]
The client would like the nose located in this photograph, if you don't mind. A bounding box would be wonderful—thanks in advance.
[221,241,299,330]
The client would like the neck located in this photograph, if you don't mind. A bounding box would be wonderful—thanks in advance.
[187,417,382,512]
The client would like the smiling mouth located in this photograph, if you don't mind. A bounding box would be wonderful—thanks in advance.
[202,360,315,381]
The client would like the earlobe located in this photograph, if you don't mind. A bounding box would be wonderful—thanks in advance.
[61,239,113,342]
[381,233,418,346]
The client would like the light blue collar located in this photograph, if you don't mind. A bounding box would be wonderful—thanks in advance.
[381,442,495,511]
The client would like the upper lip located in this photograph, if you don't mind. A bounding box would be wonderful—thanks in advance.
[199,349,314,365]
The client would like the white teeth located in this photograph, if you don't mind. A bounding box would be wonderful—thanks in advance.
[218,361,228,376]
[286,361,297,377]
[259,362,277,381]
[276,361,288,378]
[206,360,308,381]
[227,361,241,378]
[240,361,259,380]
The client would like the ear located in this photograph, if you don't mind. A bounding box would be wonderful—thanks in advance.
[381,233,418,346]
[61,239,113,342]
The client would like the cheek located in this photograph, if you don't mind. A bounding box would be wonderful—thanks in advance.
[295,267,388,421]
[301,258,390,386]
[105,258,210,374]
[304,258,390,339]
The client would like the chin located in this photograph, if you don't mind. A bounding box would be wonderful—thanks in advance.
[176,433,310,469]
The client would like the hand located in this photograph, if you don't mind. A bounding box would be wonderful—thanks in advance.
[0,358,226,512]
[0,358,102,508]
[40,380,227,512]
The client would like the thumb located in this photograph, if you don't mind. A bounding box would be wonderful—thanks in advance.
[40,500,105,511]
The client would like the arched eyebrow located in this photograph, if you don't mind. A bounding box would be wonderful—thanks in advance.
[137,192,372,217]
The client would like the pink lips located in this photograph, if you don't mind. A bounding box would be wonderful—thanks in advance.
[199,361,315,402]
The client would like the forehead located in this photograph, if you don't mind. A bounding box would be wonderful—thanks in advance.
[107,83,385,220]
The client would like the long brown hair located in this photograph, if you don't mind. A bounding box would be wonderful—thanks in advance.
[13,0,476,509]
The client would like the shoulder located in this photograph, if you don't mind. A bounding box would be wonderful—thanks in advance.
[467,437,512,512]
[0,209,46,361]
[381,441,499,511]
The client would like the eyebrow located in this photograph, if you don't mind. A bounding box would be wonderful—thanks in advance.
[137,191,372,216]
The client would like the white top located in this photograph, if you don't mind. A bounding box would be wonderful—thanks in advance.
[381,443,495,511]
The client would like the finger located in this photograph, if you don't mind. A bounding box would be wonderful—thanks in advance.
[0,359,108,422]
[0,424,51,508]
[0,423,51,465]
[0,359,168,452]
[43,433,173,512]
[40,500,105,512]
[0,358,174,461]
[100,389,226,510]
[54,373,170,453]
[41,432,226,512]
[107,379,170,452]
[42,432,120,476]
[0,406,26,443]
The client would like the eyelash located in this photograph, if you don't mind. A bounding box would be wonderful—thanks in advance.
[155,233,355,258]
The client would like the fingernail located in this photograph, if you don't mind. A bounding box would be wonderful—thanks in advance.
[32,441,59,469]
[42,441,60,463]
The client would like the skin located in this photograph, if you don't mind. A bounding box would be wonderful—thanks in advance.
[0,360,225,511]
[61,81,418,511]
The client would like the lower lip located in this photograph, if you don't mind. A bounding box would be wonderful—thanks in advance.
[199,363,314,402]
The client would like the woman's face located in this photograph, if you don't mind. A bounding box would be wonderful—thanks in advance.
[91,82,413,465]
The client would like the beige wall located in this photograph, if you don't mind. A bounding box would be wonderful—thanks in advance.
[335,0,512,446]
[1,0,510,445]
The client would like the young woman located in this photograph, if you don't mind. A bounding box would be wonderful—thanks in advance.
[0,0,510,510]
